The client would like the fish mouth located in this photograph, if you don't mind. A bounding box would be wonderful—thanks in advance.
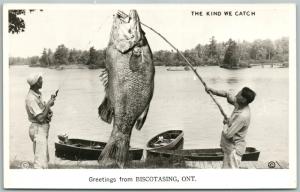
[116,10,138,24]
[111,10,143,53]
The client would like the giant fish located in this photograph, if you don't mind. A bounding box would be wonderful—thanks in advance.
[98,10,155,168]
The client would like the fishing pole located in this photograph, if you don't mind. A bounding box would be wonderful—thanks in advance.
[50,69,71,99]
[87,14,112,47]
[117,10,228,120]
[50,15,112,99]
[51,89,59,99]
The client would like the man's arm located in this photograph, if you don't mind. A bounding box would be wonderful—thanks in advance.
[206,87,235,105]
[36,97,55,123]
[206,87,229,97]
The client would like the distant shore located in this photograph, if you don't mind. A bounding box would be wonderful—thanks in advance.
[49,64,89,70]
[8,62,289,70]
[28,64,104,70]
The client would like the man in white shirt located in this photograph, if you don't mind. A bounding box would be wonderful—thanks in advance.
[25,73,55,169]
[206,86,256,168]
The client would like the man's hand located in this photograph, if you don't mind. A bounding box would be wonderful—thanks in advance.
[205,86,211,93]
[223,117,229,125]
[37,99,55,124]
[46,109,53,123]
[47,97,55,107]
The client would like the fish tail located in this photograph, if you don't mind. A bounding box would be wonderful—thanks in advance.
[98,132,130,168]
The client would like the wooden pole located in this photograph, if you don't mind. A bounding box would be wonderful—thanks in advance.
[118,11,228,120]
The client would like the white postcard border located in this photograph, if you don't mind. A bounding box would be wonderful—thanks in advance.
[3,4,297,189]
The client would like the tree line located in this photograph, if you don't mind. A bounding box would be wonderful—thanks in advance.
[9,36,289,69]
[154,36,289,68]
[34,45,106,69]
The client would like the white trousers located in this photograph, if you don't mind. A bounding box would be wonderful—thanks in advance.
[29,123,50,169]
[222,149,242,169]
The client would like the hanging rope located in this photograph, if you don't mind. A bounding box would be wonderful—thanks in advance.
[117,10,228,120]
[87,14,112,47]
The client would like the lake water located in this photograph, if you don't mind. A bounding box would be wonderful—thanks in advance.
[9,65,289,163]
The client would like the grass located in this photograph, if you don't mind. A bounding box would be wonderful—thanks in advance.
[10,157,190,169]
[10,159,289,169]
[11,158,289,169]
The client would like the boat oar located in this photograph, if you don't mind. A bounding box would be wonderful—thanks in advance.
[117,10,228,120]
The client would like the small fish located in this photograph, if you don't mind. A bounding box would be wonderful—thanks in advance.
[98,10,155,168]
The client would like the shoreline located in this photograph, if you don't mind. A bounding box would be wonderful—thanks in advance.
[31,64,92,70]
[10,159,289,169]
[9,63,289,70]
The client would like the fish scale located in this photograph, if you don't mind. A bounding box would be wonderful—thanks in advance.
[98,10,155,168]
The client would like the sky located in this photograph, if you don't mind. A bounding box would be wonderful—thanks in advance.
[7,4,294,57]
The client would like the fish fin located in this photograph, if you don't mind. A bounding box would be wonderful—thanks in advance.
[129,47,143,71]
[99,69,108,91]
[135,105,150,131]
[98,96,113,124]
[98,69,112,123]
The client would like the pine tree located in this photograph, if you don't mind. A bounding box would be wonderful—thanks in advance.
[47,49,54,66]
[87,47,98,65]
[40,48,49,66]
[207,36,220,65]
[68,49,77,64]
[223,39,239,68]
[54,44,69,65]
[208,36,218,58]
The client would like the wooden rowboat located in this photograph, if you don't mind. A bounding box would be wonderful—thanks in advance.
[55,136,143,161]
[146,130,184,150]
[147,147,260,161]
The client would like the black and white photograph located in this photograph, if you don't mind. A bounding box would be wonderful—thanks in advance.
[3,4,296,189]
